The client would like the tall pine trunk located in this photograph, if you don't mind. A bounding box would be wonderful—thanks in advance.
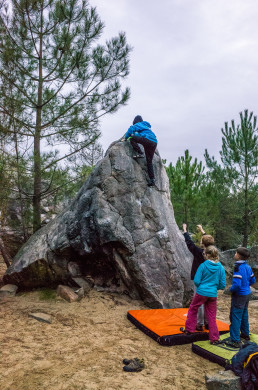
[242,166,248,247]
[33,7,43,233]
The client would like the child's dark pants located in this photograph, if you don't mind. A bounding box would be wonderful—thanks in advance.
[230,294,250,342]
[130,136,157,180]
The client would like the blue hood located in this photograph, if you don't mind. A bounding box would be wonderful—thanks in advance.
[124,121,157,143]
[133,121,151,131]
[203,260,222,273]
[194,260,226,297]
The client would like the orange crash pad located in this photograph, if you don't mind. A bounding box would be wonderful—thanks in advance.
[127,308,229,346]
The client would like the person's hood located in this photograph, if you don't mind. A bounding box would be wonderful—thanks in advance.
[203,260,222,273]
[133,121,151,130]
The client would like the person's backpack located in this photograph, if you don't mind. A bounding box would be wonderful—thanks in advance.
[230,342,258,389]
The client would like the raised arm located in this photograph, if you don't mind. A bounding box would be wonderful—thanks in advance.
[124,125,135,140]
[182,224,204,257]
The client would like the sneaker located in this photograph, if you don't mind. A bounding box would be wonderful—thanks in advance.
[133,154,144,159]
[123,358,145,372]
[210,340,220,345]
[240,334,250,341]
[225,340,243,349]
[147,179,156,187]
[180,327,193,335]
[195,325,204,332]
[122,358,133,365]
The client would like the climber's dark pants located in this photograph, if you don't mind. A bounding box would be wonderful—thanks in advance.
[130,136,157,180]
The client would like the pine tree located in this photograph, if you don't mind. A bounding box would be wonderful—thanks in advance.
[166,149,204,227]
[220,110,257,246]
[0,0,131,232]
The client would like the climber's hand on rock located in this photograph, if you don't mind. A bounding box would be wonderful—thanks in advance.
[182,223,187,232]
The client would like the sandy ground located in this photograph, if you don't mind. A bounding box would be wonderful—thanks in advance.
[1,260,258,390]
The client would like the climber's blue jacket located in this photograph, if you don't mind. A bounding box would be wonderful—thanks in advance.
[124,121,157,143]
[230,260,256,295]
[194,260,226,297]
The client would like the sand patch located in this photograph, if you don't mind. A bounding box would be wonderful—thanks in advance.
[1,260,257,390]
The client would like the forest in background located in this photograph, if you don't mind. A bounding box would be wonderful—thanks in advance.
[0,1,257,263]
[166,109,257,250]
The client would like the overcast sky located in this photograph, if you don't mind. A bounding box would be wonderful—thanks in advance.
[89,0,258,165]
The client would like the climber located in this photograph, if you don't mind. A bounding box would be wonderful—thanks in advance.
[124,115,158,187]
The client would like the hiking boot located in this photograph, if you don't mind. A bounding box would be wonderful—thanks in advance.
[123,358,145,372]
[195,325,204,332]
[147,179,156,187]
[240,334,250,341]
[133,154,144,159]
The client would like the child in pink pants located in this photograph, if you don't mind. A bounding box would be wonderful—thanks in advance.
[183,246,226,344]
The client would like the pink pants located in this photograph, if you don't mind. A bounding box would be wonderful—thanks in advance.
[185,293,219,342]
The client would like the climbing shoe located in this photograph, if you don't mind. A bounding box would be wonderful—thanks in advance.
[123,358,145,372]
[195,325,204,332]
[240,334,250,341]
[204,323,209,330]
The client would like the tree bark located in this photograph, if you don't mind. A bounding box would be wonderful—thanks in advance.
[0,236,12,268]
[33,5,43,233]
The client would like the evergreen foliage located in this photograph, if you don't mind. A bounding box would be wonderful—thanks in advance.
[166,149,204,228]
[167,110,257,249]
[0,0,131,232]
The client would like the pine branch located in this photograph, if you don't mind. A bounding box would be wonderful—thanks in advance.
[42,135,99,171]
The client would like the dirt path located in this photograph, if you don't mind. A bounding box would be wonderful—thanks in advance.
[1,260,258,390]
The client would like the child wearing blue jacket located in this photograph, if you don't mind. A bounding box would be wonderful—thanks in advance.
[124,115,157,187]
[182,246,226,344]
[229,247,256,348]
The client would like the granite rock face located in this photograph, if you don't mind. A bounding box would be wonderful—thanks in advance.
[205,370,241,390]
[4,141,193,308]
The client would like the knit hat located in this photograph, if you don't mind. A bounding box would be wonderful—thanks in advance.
[133,115,143,125]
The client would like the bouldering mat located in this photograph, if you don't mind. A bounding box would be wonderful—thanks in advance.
[192,332,258,367]
[127,308,229,346]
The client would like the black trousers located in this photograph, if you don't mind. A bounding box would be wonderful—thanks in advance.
[130,136,157,180]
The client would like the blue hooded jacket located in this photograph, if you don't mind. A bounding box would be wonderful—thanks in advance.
[124,121,157,143]
[194,260,226,297]
[230,260,256,295]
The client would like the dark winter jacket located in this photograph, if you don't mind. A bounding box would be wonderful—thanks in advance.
[183,232,205,280]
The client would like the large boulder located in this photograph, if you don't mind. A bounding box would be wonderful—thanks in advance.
[220,246,258,280]
[4,141,193,308]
